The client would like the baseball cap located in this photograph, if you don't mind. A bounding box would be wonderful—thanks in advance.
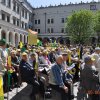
[84,55,95,63]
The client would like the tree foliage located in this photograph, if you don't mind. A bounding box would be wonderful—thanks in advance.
[94,11,100,32]
[65,10,94,44]
[94,11,100,44]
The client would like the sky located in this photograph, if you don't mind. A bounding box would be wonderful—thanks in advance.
[27,0,98,8]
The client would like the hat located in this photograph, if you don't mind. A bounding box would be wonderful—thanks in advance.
[95,47,100,51]
[11,50,16,54]
[17,49,21,52]
[84,55,95,63]
[30,52,36,56]
[43,50,48,55]
[22,52,27,56]
[0,39,6,46]
[61,50,68,55]
[71,48,76,51]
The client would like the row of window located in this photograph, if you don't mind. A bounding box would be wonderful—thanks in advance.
[13,17,27,29]
[35,19,40,24]
[35,29,40,33]
[1,12,27,29]
[1,0,32,21]
[34,28,65,33]
[34,18,66,25]
[1,0,11,8]
[13,1,28,19]
[2,12,10,22]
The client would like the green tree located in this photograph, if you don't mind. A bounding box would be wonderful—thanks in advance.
[65,10,94,44]
[94,11,100,44]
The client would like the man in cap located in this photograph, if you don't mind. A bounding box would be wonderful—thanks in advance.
[79,55,100,100]
[19,52,40,100]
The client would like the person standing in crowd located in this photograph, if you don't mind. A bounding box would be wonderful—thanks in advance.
[39,50,51,67]
[62,51,74,100]
[19,52,40,100]
[16,49,21,62]
[92,47,100,67]
[10,50,19,88]
[0,40,9,92]
[49,55,69,100]
[0,40,8,70]
[29,53,36,69]
[48,49,56,63]
[79,55,100,100]
[0,40,6,77]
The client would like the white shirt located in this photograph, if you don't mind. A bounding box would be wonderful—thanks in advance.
[97,58,100,69]
[92,53,99,67]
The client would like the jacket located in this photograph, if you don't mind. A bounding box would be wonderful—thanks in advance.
[19,60,36,82]
[49,63,64,87]
[80,64,99,92]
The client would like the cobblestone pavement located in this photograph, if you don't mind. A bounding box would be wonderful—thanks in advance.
[4,82,78,100]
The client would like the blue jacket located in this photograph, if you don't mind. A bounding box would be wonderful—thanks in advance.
[51,63,65,87]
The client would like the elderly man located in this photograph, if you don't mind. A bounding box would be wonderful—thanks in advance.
[49,55,69,100]
[79,55,100,100]
[19,52,40,100]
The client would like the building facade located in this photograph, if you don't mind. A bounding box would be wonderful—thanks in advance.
[0,1,100,46]
[33,1,100,44]
[0,0,33,46]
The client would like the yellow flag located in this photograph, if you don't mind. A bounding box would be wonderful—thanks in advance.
[8,56,11,67]
[35,62,38,71]
[28,29,38,45]
[0,76,4,100]
[77,48,80,59]
[68,52,71,66]
[8,56,13,73]
[20,42,23,48]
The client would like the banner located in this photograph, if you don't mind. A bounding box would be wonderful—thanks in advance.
[20,42,23,49]
[0,76,4,100]
[68,52,71,66]
[28,29,38,45]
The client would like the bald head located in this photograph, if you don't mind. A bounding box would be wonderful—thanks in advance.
[56,55,63,65]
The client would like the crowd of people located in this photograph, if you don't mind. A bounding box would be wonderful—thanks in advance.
[0,39,100,100]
